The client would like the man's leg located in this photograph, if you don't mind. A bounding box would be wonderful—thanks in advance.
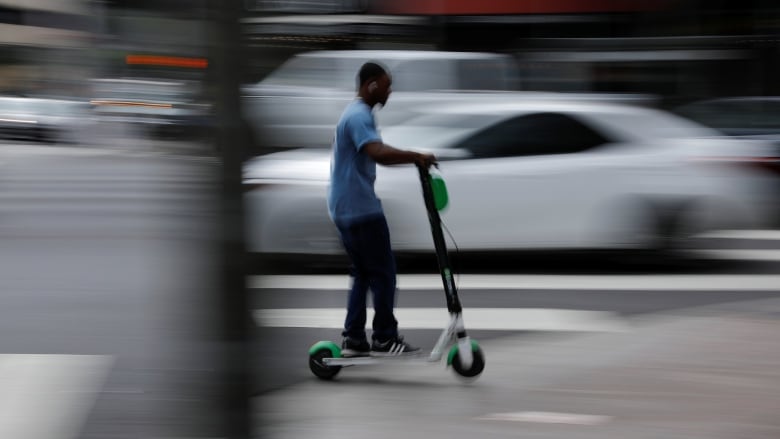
[356,217,398,342]
[345,216,420,355]
[337,223,370,341]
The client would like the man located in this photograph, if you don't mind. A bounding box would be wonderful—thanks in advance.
[328,61,436,357]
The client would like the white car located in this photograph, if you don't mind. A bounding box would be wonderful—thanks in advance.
[0,96,94,144]
[244,99,778,257]
[90,78,210,139]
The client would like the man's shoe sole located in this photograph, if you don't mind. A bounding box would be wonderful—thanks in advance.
[341,349,370,358]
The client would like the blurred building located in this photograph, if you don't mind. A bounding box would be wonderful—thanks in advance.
[94,1,209,80]
[0,0,93,98]
[0,0,213,93]
[2,1,777,107]
[243,0,780,107]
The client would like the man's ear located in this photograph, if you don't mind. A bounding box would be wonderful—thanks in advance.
[368,81,378,92]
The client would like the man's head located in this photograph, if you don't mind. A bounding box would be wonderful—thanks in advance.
[357,61,392,107]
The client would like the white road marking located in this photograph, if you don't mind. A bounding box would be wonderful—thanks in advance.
[249,273,780,291]
[477,411,612,426]
[0,354,113,439]
[254,308,628,332]
[696,229,780,240]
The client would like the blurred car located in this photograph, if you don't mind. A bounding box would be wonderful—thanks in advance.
[244,99,778,257]
[675,96,780,171]
[90,78,211,139]
[675,96,780,222]
[675,96,780,140]
[0,96,93,144]
[675,96,780,158]
[242,50,519,150]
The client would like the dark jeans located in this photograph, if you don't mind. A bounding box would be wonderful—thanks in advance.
[335,215,398,342]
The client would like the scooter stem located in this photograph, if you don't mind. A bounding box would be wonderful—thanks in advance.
[416,163,462,314]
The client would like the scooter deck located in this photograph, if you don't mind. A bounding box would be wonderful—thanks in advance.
[324,353,436,367]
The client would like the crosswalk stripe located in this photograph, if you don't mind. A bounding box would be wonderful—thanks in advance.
[477,411,613,425]
[254,308,628,332]
[249,273,780,291]
[0,354,113,439]
[696,230,780,240]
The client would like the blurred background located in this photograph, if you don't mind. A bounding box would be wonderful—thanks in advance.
[0,1,779,438]
[3,1,780,149]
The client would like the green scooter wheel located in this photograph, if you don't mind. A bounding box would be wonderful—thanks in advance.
[448,341,485,379]
[308,341,341,380]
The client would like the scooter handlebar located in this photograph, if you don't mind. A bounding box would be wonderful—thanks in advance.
[415,161,432,181]
[415,161,438,173]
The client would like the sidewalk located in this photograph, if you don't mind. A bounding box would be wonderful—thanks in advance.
[255,298,780,439]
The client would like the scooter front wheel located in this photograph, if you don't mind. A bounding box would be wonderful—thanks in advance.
[449,342,485,379]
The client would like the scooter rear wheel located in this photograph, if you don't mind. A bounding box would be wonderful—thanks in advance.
[309,348,341,380]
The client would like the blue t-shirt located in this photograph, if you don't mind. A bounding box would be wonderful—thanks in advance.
[328,99,383,226]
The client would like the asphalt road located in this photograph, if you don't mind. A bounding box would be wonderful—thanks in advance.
[0,141,224,438]
[0,141,778,438]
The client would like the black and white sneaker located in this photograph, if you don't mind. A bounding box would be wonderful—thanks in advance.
[341,336,370,357]
[370,336,422,357]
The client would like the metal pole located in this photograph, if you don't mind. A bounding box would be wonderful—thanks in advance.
[209,1,253,437]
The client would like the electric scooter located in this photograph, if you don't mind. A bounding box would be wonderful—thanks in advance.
[308,163,485,380]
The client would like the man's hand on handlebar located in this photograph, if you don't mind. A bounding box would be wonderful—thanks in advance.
[415,153,437,169]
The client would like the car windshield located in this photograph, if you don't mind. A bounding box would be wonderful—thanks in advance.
[382,113,499,150]
[263,56,357,90]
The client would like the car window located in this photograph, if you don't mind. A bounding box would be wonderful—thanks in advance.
[263,56,353,89]
[454,112,609,159]
[456,59,516,90]
[390,59,451,91]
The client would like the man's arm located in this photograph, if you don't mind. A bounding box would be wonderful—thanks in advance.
[362,142,436,167]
